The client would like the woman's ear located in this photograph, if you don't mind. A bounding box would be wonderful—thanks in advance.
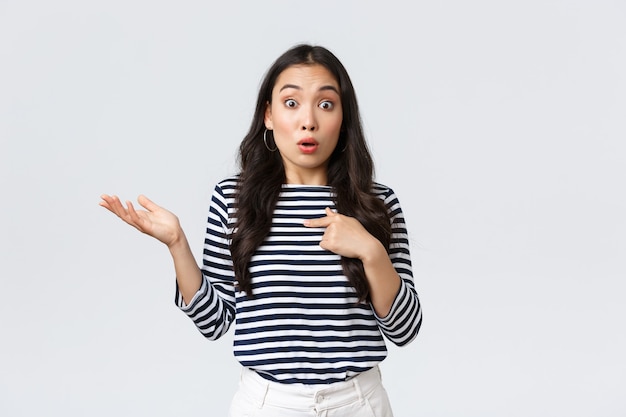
[264,102,273,129]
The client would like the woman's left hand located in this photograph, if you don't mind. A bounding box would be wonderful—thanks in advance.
[303,207,381,260]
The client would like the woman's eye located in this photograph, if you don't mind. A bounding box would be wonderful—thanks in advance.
[319,101,334,110]
[285,99,297,108]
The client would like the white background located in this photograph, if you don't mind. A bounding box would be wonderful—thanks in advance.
[1,1,625,416]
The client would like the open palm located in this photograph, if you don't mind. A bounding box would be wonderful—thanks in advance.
[99,194,182,247]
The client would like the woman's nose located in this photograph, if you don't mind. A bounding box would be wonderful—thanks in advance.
[301,107,317,131]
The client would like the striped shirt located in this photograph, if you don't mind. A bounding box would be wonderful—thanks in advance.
[176,177,422,384]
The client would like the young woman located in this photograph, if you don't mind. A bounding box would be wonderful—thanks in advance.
[100,44,422,417]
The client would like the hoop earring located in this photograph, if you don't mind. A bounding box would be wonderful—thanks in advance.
[263,129,277,152]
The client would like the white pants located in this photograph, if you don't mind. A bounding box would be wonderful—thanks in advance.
[228,366,394,417]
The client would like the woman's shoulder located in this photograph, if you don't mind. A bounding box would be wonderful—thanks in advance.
[372,181,397,200]
[372,182,406,219]
[212,175,240,196]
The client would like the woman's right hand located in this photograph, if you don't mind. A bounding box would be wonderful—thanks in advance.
[99,194,183,248]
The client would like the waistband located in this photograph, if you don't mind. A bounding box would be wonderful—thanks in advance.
[238,366,383,412]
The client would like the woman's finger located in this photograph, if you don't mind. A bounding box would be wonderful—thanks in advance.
[127,200,151,232]
[99,197,112,211]
[304,216,332,228]
[126,200,140,222]
[102,195,124,218]
[137,194,159,212]
[304,207,337,228]
[108,195,127,216]
[99,194,116,211]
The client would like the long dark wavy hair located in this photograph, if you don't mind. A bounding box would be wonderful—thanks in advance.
[230,44,391,301]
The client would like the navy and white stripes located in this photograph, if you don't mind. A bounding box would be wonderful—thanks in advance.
[176,177,422,384]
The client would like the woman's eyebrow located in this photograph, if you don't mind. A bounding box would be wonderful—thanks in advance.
[278,84,339,94]
[279,83,301,92]
[319,85,340,94]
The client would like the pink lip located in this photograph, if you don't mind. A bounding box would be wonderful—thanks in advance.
[298,138,318,154]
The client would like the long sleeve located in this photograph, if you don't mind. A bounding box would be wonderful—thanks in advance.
[372,186,422,346]
[174,180,237,340]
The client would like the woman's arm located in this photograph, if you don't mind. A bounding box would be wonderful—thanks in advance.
[99,194,202,304]
[303,207,401,317]
[304,190,422,346]
[359,239,402,317]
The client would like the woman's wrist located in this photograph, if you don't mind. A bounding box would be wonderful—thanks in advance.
[359,237,387,266]
[167,228,188,252]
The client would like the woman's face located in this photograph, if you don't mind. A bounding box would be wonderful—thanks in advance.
[264,64,343,185]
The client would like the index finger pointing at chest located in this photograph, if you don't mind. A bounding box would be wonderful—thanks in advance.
[303,207,336,228]
[303,216,331,228]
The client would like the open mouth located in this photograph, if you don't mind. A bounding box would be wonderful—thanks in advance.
[298,138,318,153]
[298,138,318,146]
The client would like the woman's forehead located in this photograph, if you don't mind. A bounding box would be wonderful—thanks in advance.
[273,64,339,92]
